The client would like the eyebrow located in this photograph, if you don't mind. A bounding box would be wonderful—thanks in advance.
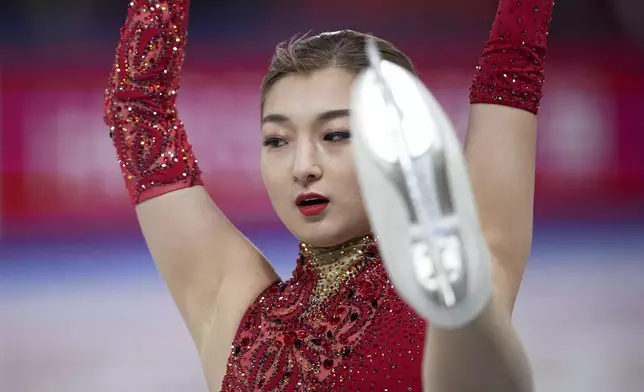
[261,109,350,125]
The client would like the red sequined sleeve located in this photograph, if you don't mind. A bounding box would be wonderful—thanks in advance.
[470,0,554,114]
[104,0,202,205]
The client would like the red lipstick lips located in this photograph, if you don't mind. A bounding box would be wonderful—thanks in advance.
[295,192,330,216]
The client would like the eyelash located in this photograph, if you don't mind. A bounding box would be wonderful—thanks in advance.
[324,130,351,142]
[262,137,285,148]
[262,130,351,148]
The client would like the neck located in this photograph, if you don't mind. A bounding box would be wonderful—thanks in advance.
[295,234,380,308]
[299,234,376,266]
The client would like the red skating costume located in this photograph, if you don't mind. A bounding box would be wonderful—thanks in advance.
[104,1,554,390]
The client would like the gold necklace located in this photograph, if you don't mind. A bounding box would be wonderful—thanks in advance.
[298,235,377,309]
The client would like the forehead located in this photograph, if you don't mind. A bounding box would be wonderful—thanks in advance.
[263,68,355,122]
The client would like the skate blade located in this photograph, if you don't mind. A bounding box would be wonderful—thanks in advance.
[350,60,493,329]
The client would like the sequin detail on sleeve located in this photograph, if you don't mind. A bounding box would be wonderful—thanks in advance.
[470,0,555,114]
[221,236,426,391]
[104,0,202,205]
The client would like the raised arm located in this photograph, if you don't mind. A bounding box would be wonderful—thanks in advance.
[466,0,554,311]
[104,0,279,385]
[423,1,554,391]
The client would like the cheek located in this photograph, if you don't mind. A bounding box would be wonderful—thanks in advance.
[261,155,289,203]
[327,150,363,199]
[338,151,370,216]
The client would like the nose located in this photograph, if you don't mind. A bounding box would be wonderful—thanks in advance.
[292,139,322,186]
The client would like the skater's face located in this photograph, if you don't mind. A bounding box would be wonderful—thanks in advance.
[261,68,371,247]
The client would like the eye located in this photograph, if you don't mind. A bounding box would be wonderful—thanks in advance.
[324,130,351,142]
[263,137,286,148]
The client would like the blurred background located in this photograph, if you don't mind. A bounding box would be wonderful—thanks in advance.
[1,0,643,391]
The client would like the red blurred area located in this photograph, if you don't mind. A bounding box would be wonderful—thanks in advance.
[1,44,643,235]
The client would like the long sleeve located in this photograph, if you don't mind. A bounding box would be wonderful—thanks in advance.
[104,0,202,204]
[470,0,555,114]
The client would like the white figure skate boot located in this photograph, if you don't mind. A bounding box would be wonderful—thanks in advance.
[350,38,493,329]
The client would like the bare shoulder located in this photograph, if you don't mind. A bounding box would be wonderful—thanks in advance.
[135,186,280,363]
[198,268,281,391]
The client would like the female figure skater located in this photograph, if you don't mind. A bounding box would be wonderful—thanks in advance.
[104,0,554,391]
